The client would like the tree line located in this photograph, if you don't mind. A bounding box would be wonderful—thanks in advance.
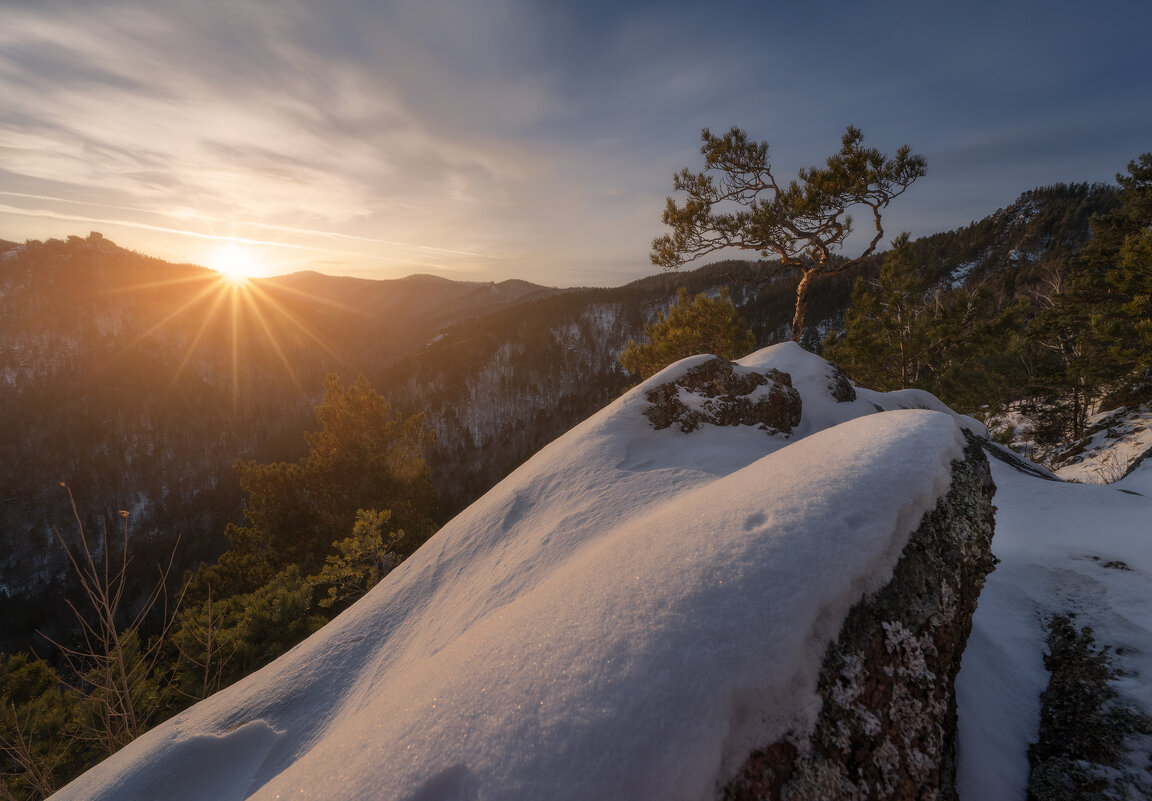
[825,154,1152,446]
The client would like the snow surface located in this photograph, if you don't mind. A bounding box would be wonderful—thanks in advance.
[51,343,979,801]
[957,450,1152,799]
[1052,405,1152,484]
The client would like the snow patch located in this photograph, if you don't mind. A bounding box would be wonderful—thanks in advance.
[1052,405,1152,484]
[948,260,978,289]
[75,720,283,801]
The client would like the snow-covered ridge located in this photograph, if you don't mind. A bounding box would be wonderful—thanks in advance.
[54,343,984,801]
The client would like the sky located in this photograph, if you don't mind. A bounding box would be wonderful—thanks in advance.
[1,0,1150,287]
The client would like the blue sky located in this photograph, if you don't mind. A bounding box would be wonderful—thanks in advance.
[1,0,1149,286]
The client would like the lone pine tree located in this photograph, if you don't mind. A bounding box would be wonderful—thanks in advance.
[652,126,925,343]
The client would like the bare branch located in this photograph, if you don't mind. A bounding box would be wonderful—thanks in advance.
[32,485,185,759]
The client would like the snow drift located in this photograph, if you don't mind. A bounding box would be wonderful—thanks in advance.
[53,343,987,801]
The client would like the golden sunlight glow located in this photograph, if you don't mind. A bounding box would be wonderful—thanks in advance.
[210,243,260,285]
[113,253,351,417]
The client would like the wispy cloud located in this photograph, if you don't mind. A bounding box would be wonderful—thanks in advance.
[0,0,551,269]
[0,203,329,252]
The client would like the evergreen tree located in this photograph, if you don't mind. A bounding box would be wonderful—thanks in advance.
[619,288,756,380]
[1110,228,1152,382]
[193,374,435,597]
[825,234,1028,417]
[169,566,326,702]
[300,374,435,557]
[823,234,932,391]
[1101,157,1152,397]
[652,126,925,342]
[1025,153,1152,438]
[311,509,402,612]
[0,654,84,800]
[924,287,1028,417]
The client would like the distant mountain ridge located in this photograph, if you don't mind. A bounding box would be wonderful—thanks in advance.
[261,270,557,326]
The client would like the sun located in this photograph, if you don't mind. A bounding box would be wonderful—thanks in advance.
[210,243,260,285]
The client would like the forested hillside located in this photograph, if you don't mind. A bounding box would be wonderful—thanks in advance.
[0,235,552,648]
[826,162,1150,454]
[0,178,1126,653]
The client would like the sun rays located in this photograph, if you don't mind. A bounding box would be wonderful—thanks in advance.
[106,258,353,413]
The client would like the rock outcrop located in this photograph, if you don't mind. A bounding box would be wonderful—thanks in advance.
[642,357,803,435]
[724,434,997,801]
[828,366,857,403]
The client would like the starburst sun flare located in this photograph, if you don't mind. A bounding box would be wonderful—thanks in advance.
[210,243,262,285]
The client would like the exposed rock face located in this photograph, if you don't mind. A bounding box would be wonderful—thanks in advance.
[724,434,997,801]
[643,358,803,435]
[828,366,857,403]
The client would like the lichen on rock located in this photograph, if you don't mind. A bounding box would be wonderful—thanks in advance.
[642,357,803,435]
[724,433,997,801]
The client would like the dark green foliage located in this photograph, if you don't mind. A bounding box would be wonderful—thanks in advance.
[929,299,1029,416]
[0,368,438,797]
[1023,300,1112,443]
[1,495,181,799]
[1024,154,1152,440]
[2,504,367,797]
[619,288,756,380]
[312,509,402,612]
[165,374,433,711]
[193,374,435,597]
[169,566,326,701]
[2,567,327,799]
[183,547,278,605]
[72,629,168,757]
[653,126,925,341]
[0,654,84,800]
[824,234,1029,417]
[1109,228,1152,383]
[302,375,435,557]
[819,174,1134,428]
[823,234,934,391]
